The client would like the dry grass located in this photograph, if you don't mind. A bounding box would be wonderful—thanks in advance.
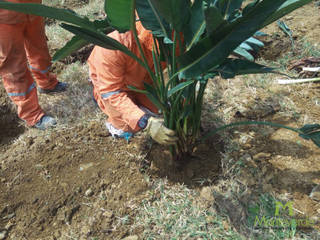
[132,179,242,240]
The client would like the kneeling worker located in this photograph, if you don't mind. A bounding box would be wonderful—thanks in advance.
[87,22,177,145]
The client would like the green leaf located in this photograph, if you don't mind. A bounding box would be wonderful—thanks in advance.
[178,0,288,79]
[299,124,320,148]
[60,23,146,68]
[52,36,88,62]
[0,2,93,28]
[233,47,254,61]
[143,82,166,111]
[136,0,170,38]
[277,20,294,48]
[204,5,226,35]
[262,0,312,28]
[239,42,253,51]
[104,0,135,32]
[168,80,194,98]
[150,0,191,32]
[211,0,244,21]
[127,85,149,94]
[211,58,274,79]
[245,36,264,48]
[242,0,259,15]
[183,0,206,50]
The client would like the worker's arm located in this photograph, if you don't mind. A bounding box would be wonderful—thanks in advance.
[94,46,145,132]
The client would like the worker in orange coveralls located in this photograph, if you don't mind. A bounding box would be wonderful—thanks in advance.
[88,22,177,145]
[0,0,68,130]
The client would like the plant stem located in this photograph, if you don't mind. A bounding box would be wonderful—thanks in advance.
[131,1,156,82]
[203,121,301,141]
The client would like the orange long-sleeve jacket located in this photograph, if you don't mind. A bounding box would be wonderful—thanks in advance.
[0,0,41,24]
[88,23,158,133]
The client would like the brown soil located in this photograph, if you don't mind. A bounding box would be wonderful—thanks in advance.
[0,88,25,150]
[0,122,151,239]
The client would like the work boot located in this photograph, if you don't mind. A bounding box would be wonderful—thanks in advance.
[38,82,68,94]
[34,115,57,130]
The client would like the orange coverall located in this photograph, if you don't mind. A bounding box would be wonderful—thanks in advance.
[88,23,158,133]
[0,0,58,126]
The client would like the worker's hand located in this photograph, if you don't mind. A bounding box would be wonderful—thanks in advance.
[145,117,178,145]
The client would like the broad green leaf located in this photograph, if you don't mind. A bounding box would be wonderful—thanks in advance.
[104,0,134,32]
[239,42,253,51]
[299,124,320,148]
[168,80,194,98]
[183,0,206,50]
[0,2,94,28]
[262,0,312,28]
[178,0,288,79]
[150,0,191,31]
[52,26,115,62]
[93,18,112,30]
[52,36,88,62]
[245,37,264,48]
[211,0,243,21]
[233,47,254,61]
[242,0,259,15]
[136,0,170,38]
[204,5,226,35]
[60,23,146,68]
[211,58,274,79]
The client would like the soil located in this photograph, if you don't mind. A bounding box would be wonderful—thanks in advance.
[1,2,320,239]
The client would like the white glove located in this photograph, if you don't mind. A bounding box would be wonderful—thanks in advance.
[145,117,178,145]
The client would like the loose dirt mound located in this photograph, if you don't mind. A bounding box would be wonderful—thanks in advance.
[0,122,151,239]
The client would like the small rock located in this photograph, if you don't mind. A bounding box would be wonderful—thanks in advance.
[85,189,94,197]
[122,235,139,240]
[0,178,5,183]
[200,187,214,202]
[0,230,7,240]
[79,163,94,171]
[253,152,271,161]
[310,185,320,201]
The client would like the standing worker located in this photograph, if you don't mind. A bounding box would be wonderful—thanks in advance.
[0,0,67,130]
[88,22,177,145]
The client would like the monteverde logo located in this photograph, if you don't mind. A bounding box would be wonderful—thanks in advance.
[275,201,293,217]
[254,201,316,229]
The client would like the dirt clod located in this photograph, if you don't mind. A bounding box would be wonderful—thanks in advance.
[85,188,94,197]
[310,185,320,201]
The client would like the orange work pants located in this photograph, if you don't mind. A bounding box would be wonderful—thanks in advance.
[0,16,57,126]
